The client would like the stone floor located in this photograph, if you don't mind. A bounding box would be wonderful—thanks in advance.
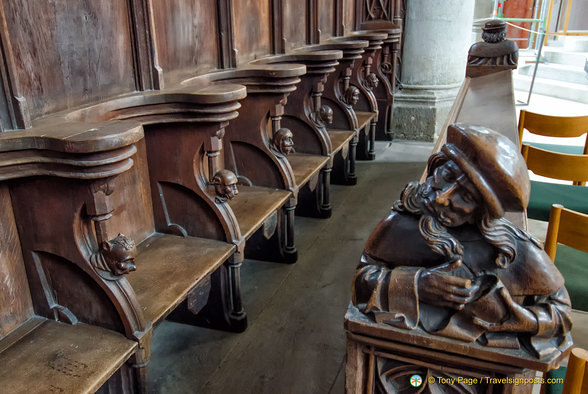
[146,91,587,393]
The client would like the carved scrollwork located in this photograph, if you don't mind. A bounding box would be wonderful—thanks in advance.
[366,0,390,21]
[380,61,393,74]
[212,169,239,203]
[273,128,295,155]
[91,233,137,279]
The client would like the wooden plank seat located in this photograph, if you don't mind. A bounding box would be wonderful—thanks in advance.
[295,40,370,185]
[327,32,388,160]
[0,318,136,394]
[251,50,352,217]
[357,21,404,141]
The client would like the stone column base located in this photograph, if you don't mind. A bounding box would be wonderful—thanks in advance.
[391,85,461,141]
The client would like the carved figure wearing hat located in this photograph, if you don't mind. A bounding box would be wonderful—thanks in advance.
[468,20,519,66]
[352,124,571,359]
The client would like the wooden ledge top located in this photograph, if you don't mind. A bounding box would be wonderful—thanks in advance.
[327,130,356,154]
[345,304,571,372]
[130,233,235,325]
[301,40,369,53]
[287,153,330,187]
[356,111,376,130]
[253,50,343,63]
[0,318,136,394]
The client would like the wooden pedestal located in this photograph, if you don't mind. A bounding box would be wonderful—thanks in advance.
[344,305,571,394]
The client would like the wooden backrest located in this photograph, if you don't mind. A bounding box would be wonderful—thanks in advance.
[0,185,33,340]
[0,0,157,128]
[521,144,588,183]
[518,111,588,154]
[544,204,588,261]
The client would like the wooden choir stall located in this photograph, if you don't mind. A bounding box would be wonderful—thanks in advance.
[0,0,403,393]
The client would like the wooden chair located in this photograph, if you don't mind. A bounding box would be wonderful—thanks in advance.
[542,348,588,394]
[518,111,588,186]
[521,144,588,221]
[544,204,588,311]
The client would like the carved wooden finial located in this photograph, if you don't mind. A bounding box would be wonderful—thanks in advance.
[467,20,519,77]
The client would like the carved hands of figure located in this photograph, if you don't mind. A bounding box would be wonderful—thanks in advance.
[212,169,239,203]
[344,86,360,106]
[273,128,295,155]
[365,72,379,90]
[92,233,137,278]
[417,259,479,311]
[318,105,334,126]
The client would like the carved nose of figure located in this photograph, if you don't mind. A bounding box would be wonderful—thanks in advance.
[435,183,458,206]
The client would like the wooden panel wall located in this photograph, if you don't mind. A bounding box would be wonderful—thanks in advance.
[0,184,33,339]
[318,0,336,39]
[0,0,137,123]
[283,0,308,51]
[150,0,220,85]
[233,0,272,64]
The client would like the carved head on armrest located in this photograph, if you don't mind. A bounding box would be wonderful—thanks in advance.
[319,105,334,125]
[273,128,295,155]
[467,20,519,76]
[344,86,360,106]
[365,72,379,90]
[212,169,239,202]
[93,234,137,277]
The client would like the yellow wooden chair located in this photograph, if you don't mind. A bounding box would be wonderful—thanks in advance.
[518,111,588,178]
[542,348,588,394]
[521,145,588,222]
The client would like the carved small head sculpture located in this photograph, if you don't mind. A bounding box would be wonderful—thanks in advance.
[101,234,137,275]
[212,169,239,202]
[319,105,334,125]
[273,128,295,155]
[344,86,360,106]
[482,19,507,43]
[366,73,379,90]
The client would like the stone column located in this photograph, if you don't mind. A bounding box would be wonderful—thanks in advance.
[392,0,475,141]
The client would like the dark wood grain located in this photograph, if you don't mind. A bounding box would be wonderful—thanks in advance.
[283,0,308,51]
[150,0,220,85]
[233,0,271,64]
[0,0,136,120]
[0,184,32,339]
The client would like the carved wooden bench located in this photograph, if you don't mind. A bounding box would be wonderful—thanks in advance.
[0,123,143,392]
[327,31,388,160]
[250,50,353,217]
[357,21,403,141]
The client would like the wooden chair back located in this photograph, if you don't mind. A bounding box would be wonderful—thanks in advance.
[518,111,588,152]
[521,144,588,184]
[543,348,588,394]
[544,204,588,262]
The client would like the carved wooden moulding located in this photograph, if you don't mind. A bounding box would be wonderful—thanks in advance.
[349,123,572,392]
[467,20,519,78]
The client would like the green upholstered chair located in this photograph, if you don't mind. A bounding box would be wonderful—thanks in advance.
[521,145,588,222]
[518,111,588,187]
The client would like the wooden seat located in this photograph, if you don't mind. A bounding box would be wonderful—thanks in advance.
[544,205,588,311]
[521,145,588,221]
[0,318,136,394]
[518,111,588,186]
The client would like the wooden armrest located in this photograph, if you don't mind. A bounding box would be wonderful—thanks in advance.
[128,233,235,325]
[0,318,136,394]
[227,185,291,240]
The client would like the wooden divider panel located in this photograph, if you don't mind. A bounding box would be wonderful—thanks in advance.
[233,0,272,65]
[0,185,32,339]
